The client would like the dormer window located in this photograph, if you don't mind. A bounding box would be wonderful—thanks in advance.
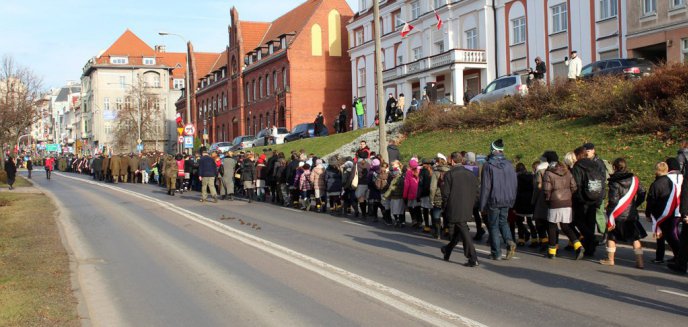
[143,57,156,65]
[257,50,262,60]
[110,56,128,64]
[222,68,226,78]
[248,54,253,64]
[281,37,286,49]
[269,43,274,54]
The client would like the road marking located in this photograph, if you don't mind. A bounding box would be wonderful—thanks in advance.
[658,290,688,298]
[343,221,368,227]
[54,173,487,327]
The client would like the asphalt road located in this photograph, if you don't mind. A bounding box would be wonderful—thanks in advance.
[25,170,688,327]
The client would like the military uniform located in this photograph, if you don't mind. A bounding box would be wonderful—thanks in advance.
[164,155,178,195]
[120,155,130,183]
[129,156,140,183]
[110,155,121,183]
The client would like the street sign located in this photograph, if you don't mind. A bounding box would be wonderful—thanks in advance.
[178,136,184,144]
[46,144,58,152]
[184,124,195,136]
[136,144,143,152]
[183,136,194,149]
[177,127,184,135]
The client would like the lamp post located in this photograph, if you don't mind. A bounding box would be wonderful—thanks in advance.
[107,82,142,152]
[159,32,192,154]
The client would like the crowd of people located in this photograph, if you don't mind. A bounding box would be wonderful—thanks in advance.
[7,138,687,273]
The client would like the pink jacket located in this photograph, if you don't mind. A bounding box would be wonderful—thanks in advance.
[403,168,419,200]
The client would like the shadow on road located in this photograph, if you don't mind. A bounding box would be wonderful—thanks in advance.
[344,234,438,260]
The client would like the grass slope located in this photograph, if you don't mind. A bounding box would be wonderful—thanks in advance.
[251,128,373,157]
[0,192,79,326]
[0,174,32,188]
[399,117,670,187]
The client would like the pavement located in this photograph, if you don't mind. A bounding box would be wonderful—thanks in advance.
[23,170,688,326]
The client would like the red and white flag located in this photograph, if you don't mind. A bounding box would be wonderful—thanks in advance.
[434,10,443,30]
[400,22,414,38]
[607,176,639,229]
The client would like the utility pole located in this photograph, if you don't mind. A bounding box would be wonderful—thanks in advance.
[373,0,388,163]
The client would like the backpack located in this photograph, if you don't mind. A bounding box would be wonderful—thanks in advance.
[581,167,606,202]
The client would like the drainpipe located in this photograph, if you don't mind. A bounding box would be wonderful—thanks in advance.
[492,0,499,76]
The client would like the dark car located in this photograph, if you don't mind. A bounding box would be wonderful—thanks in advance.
[283,123,315,143]
[580,58,653,79]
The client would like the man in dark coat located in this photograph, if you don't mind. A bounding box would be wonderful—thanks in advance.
[4,156,17,190]
[314,112,324,136]
[385,93,397,123]
[440,152,479,267]
[668,168,688,274]
[266,150,278,202]
[387,139,401,163]
[338,106,347,133]
[91,156,102,180]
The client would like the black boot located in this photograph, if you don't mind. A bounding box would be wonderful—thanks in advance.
[369,203,378,222]
[383,209,392,225]
[360,202,367,219]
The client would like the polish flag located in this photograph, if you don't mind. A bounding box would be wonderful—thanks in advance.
[400,22,414,38]
[434,10,443,30]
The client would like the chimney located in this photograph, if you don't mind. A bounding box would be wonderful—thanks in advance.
[155,45,166,53]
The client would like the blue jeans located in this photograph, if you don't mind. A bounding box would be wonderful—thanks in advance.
[487,207,514,258]
[357,114,364,129]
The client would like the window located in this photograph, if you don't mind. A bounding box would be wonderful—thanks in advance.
[115,97,123,110]
[683,39,688,62]
[355,29,364,46]
[259,77,263,98]
[281,37,286,49]
[435,41,445,54]
[273,71,278,92]
[110,56,128,64]
[282,67,288,88]
[359,0,367,11]
[269,43,274,54]
[143,57,156,65]
[246,82,250,103]
[252,80,256,101]
[512,17,526,44]
[266,74,271,95]
[393,11,402,29]
[105,123,112,135]
[103,97,110,110]
[411,1,421,20]
[599,0,617,19]
[173,79,185,90]
[552,3,567,33]
[466,29,478,49]
[223,94,227,109]
[412,47,423,61]
[434,0,445,9]
[357,67,366,94]
[673,0,685,9]
[119,76,126,89]
[643,0,656,15]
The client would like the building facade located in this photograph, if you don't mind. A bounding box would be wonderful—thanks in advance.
[626,0,688,63]
[348,0,496,126]
[81,30,188,154]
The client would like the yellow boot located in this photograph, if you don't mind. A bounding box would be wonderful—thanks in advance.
[547,246,557,259]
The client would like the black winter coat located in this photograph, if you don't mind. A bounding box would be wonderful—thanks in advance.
[606,172,645,221]
[387,145,401,163]
[240,159,256,182]
[285,160,300,187]
[441,165,479,223]
[514,171,534,215]
[417,168,431,199]
[646,175,674,219]
[325,166,343,193]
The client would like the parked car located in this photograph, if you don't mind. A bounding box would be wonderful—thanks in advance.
[229,135,255,151]
[283,123,315,143]
[469,74,529,105]
[252,127,290,147]
[580,58,653,79]
[209,142,232,153]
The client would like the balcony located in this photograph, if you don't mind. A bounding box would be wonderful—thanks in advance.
[382,49,486,82]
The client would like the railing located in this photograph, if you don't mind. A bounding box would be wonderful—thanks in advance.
[383,49,487,82]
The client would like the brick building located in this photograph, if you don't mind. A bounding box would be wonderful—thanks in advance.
[177,0,354,144]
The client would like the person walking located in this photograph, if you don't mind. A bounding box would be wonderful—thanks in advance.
[139,154,150,184]
[45,155,55,180]
[404,158,421,228]
[256,154,267,201]
[429,154,450,239]
[418,158,434,233]
[240,153,256,203]
[464,152,485,241]
[543,155,584,260]
[480,139,518,260]
[4,156,17,190]
[310,159,327,213]
[129,154,140,183]
[572,145,607,257]
[396,93,405,121]
[109,154,121,183]
[338,106,348,133]
[533,57,547,85]
[600,158,647,268]
[513,162,535,246]
[385,160,406,227]
[198,148,218,203]
[440,152,480,267]
[647,159,684,264]
[385,93,397,123]
[120,154,130,183]
[668,164,688,274]
[164,154,177,196]
[26,157,33,179]
[387,139,401,163]
[325,156,343,214]
[299,163,314,211]
[565,50,582,82]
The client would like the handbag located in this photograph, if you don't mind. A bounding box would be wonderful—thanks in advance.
[351,166,359,188]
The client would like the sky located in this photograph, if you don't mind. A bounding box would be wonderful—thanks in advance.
[0,0,358,89]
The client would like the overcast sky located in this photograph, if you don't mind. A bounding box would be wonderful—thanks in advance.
[0,0,358,89]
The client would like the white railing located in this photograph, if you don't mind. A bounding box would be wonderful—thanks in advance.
[382,49,486,82]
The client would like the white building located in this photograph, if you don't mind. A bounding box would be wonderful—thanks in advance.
[347,0,496,126]
[50,82,81,149]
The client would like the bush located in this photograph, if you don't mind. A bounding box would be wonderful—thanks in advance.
[402,63,688,137]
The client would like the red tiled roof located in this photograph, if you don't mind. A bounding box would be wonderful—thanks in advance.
[194,52,223,80]
[101,29,155,58]
[240,21,271,51]
[207,50,228,75]
[159,52,187,78]
[256,0,323,50]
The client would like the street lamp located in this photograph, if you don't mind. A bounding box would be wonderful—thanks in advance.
[158,32,192,128]
[107,82,142,152]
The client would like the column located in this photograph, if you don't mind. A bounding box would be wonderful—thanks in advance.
[451,64,465,106]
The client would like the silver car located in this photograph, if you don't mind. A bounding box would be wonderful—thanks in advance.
[469,74,529,105]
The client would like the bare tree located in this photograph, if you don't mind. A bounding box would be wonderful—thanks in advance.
[112,75,163,152]
[0,55,43,168]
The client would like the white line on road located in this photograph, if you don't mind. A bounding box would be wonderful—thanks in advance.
[658,290,688,298]
[54,173,487,327]
[343,221,368,227]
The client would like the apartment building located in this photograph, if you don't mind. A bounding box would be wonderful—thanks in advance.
[626,0,688,63]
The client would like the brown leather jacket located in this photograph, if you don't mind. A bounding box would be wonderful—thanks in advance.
[543,164,577,209]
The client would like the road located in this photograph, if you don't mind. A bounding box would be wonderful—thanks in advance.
[25,170,688,327]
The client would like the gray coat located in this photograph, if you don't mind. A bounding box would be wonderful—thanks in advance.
[221,157,236,195]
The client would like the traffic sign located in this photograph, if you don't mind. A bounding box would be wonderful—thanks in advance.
[178,136,184,143]
[136,144,143,152]
[177,127,184,135]
[183,136,194,149]
[184,124,195,136]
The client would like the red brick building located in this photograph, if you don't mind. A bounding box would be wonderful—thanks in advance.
[177,0,353,144]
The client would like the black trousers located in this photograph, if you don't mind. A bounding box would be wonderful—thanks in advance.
[675,222,688,269]
[574,202,598,256]
[548,222,578,247]
[445,222,478,263]
[656,217,681,261]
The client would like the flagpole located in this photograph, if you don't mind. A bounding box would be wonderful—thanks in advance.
[373,0,388,163]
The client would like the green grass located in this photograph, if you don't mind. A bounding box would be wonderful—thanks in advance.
[251,128,373,157]
[0,175,32,188]
[399,117,670,187]
[0,193,79,326]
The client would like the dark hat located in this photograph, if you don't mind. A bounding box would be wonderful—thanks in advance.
[200,146,208,154]
[542,151,559,163]
[491,139,505,152]
[421,158,434,165]
[666,157,681,171]
[583,143,595,150]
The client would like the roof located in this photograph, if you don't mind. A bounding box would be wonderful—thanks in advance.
[240,21,271,51]
[194,52,223,79]
[97,29,155,64]
[207,50,228,75]
[55,85,81,102]
[256,0,323,50]
[158,52,187,78]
